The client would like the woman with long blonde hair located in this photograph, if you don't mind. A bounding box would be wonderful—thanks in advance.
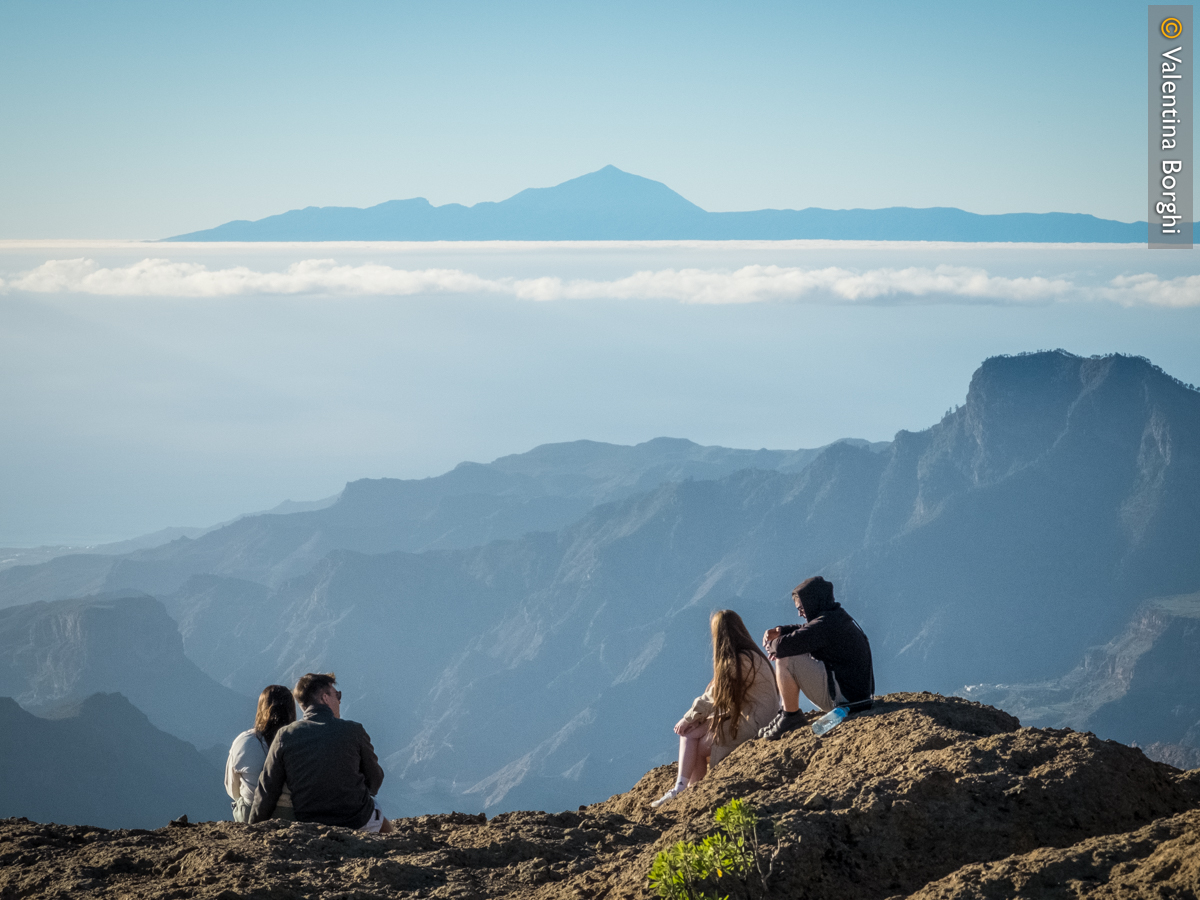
[651,609,780,807]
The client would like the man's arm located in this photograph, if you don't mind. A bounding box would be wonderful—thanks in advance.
[774,620,828,659]
[249,740,286,823]
[359,726,385,796]
[763,623,805,658]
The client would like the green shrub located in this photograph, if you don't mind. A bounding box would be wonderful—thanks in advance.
[647,799,768,900]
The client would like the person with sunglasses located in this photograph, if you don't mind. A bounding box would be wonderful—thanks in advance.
[250,672,393,833]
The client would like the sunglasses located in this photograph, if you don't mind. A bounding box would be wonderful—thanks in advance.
[329,688,342,701]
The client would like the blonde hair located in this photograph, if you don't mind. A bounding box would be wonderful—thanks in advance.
[708,610,771,744]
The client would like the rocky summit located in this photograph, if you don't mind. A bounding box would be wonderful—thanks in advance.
[2,693,1198,900]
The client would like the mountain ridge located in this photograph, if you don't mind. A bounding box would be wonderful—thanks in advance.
[0,435,872,605]
[165,165,1147,243]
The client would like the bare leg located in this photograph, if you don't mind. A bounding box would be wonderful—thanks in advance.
[653,727,712,806]
[380,818,395,835]
[690,740,710,783]
[677,731,714,784]
[776,660,801,713]
[776,654,839,712]
[678,733,700,783]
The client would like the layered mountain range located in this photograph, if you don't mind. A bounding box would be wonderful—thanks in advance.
[1,350,1197,826]
[165,166,1146,243]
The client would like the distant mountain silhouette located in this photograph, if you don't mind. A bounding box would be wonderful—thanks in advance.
[165,166,1146,243]
[0,692,229,828]
[0,592,252,751]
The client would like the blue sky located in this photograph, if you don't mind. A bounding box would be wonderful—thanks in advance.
[0,0,1170,237]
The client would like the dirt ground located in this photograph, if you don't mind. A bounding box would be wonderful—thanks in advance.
[3,693,1198,900]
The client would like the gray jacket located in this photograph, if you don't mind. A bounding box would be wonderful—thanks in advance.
[249,703,384,828]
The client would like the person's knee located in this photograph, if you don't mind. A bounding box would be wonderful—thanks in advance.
[380,818,394,834]
[776,662,797,689]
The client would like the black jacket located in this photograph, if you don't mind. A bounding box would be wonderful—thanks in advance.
[249,704,384,828]
[773,593,875,706]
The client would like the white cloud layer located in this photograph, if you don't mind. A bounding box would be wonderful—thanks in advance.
[2,257,1198,307]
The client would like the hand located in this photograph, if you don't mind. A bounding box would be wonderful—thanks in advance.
[763,627,782,660]
[674,717,704,737]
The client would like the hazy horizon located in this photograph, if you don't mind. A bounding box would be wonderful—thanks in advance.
[4,238,1199,547]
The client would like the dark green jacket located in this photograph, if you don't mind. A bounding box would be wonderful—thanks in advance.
[249,704,383,828]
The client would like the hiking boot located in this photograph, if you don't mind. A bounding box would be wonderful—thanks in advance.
[759,709,807,741]
[758,710,785,739]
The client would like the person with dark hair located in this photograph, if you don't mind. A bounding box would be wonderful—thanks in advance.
[224,684,297,823]
[250,672,392,833]
[759,576,875,740]
[651,610,779,807]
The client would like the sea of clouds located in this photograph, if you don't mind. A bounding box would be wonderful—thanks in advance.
[2,256,1198,307]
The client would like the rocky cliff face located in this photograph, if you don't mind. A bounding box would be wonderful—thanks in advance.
[0,592,252,750]
[2,694,1197,900]
[962,590,1200,767]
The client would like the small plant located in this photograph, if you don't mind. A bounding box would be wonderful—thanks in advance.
[714,799,768,890]
[647,798,768,900]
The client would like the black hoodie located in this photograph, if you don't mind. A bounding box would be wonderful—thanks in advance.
[773,586,875,706]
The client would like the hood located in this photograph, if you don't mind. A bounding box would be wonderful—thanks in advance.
[796,576,839,619]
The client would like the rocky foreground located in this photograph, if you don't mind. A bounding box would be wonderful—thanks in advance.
[3,692,1199,900]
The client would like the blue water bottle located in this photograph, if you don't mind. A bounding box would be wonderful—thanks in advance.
[811,706,848,736]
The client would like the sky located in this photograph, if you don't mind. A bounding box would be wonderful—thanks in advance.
[0,0,1177,237]
[1,1,1199,546]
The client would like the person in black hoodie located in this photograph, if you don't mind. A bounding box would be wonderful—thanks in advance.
[758,576,874,740]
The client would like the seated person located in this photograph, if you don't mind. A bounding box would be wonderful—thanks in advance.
[250,672,393,833]
[651,610,779,807]
[225,684,297,822]
[760,576,874,740]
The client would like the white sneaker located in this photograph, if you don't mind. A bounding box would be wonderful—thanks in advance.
[651,785,687,808]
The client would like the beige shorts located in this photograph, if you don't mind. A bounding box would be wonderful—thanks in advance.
[779,653,846,712]
[358,799,386,834]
